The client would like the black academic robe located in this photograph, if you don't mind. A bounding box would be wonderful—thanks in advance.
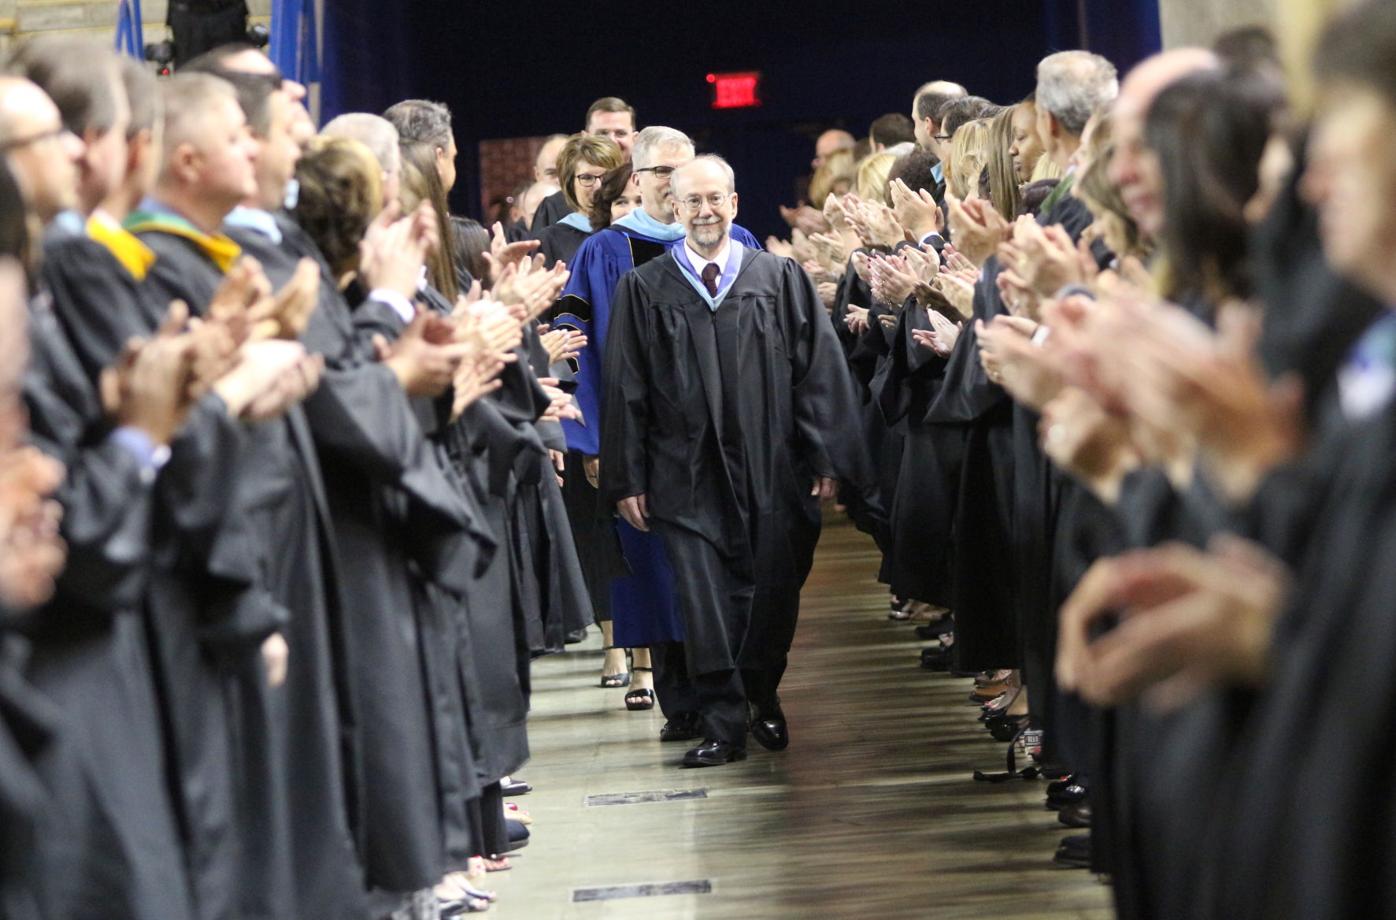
[0,632,56,920]
[529,190,571,235]
[236,220,492,913]
[876,301,958,607]
[535,219,590,270]
[600,247,876,683]
[30,244,202,920]
[132,227,338,920]
[45,224,262,920]
[349,287,532,792]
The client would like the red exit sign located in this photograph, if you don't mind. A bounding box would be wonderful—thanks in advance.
[707,71,762,109]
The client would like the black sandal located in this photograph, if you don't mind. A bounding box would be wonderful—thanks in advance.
[599,646,631,688]
[625,666,655,710]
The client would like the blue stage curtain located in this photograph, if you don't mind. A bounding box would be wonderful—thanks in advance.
[271,0,320,87]
[320,0,416,123]
[1044,0,1162,74]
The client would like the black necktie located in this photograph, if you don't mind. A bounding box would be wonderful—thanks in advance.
[701,261,721,298]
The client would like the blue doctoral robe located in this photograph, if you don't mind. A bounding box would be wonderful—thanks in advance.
[553,217,761,647]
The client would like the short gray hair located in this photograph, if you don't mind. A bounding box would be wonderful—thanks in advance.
[671,154,736,198]
[322,112,401,174]
[382,98,453,150]
[631,125,693,170]
[1036,51,1118,136]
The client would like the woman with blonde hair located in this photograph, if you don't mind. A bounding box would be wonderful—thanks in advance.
[855,150,897,204]
[946,118,989,200]
[808,148,856,207]
[982,106,1022,220]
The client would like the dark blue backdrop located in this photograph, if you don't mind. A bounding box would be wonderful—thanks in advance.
[322,1,1161,240]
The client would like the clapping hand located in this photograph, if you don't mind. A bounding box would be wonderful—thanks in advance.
[889,178,944,242]
[869,253,918,306]
[844,304,871,336]
[945,192,1011,266]
[911,309,963,357]
[779,203,829,236]
[359,202,432,298]
[539,326,587,365]
[484,221,541,285]
[538,377,580,423]
[848,198,907,250]
[1056,537,1287,710]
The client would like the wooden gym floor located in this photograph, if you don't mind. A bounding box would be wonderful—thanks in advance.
[488,516,1114,919]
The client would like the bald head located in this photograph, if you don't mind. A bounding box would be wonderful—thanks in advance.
[1109,48,1221,241]
[916,80,968,99]
[535,133,568,183]
[813,129,855,171]
[0,76,82,222]
[671,154,736,199]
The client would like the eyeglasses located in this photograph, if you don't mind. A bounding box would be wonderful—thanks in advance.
[677,193,731,212]
[0,125,70,153]
[634,165,676,178]
[573,173,607,187]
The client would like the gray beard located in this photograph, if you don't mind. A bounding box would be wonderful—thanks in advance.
[691,223,725,248]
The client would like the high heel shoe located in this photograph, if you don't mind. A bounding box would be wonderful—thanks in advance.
[624,666,655,711]
[599,646,631,688]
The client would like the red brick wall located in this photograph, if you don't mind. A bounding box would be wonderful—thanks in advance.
[479,136,547,223]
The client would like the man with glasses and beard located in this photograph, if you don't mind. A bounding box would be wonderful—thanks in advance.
[599,156,876,767]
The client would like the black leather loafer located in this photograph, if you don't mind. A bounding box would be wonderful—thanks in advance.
[1058,801,1092,828]
[1053,833,1091,869]
[750,716,790,751]
[659,714,703,743]
[500,777,532,797]
[682,739,747,767]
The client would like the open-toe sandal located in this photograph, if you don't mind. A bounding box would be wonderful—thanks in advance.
[624,666,656,710]
[599,646,631,688]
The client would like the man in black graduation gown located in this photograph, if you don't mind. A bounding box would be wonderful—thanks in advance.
[120,72,329,920]
[600,156,875,766]
[0,63,204,920]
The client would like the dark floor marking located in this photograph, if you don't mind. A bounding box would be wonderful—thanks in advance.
[572,880,713,902]
[583,789,708,807]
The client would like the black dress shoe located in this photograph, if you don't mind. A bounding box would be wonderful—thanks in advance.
[500,777,532,797]
[1046,774,1078,797]
[564,627,588,644]
[920,646,953,671]
[1047,782,1088,811]
[1053,833,1091,869]
[1058,801,1092,828]
[658,713,703,743]
[682,738,747,767]
[913,616,954,639]
[750,715,789,751]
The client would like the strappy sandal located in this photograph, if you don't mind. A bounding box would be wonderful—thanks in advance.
[599,646,631,688]
[625,666,655,710]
